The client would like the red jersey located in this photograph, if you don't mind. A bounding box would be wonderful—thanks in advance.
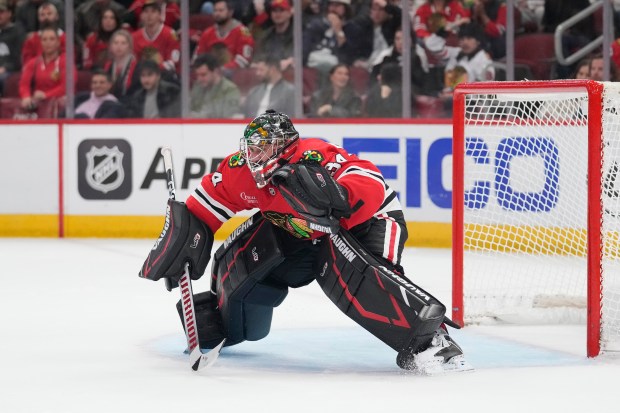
[82,33,109,70]
[19,53,74,99]
[480,4,521,38]
[132,24,180,71]
[186,138,402,240]
[128,0,181,28]
[21,30,66,66]
[194,21,254,69]
[414,1,468,39]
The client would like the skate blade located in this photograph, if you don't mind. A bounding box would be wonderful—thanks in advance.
[411,355,474,376]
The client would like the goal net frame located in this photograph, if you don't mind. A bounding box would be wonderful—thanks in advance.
[452,80,607,357]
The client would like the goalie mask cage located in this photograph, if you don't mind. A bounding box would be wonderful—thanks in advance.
[452,80,620,357]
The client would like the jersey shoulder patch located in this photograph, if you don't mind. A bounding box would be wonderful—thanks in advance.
[227,152,246,168]
[301,149,324,163]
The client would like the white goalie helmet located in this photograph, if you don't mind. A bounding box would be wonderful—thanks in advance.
[240,109,300,188]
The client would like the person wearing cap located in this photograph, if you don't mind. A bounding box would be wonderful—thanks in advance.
[126,59,181,118]
[0,1,24,93]
[443,22,494,85]
[193,0,254,72]
[254,0,293,71]
[132,0,181,73]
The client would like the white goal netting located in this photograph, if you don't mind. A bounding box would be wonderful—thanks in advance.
[458,81,620,354]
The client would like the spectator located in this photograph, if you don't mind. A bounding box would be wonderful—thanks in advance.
[132,0,180,73]
[309,63,361,118]
[0,1,24,92]
[19,27,74,110]
[190,53,241,118]
[366,62,402,118]
[414,0,469,40]
[573,58,590,79]
[15,0,63,34]
[104,29,141,99]
[75,0,127,41]
[444,22,494,85]
[125,0,180,30]
[82,7,122,70]
[542,0,594,78]
[589,54,620,82]
[469,0,521,59]
[21,1,66,65]
[303,0,354,74]
[75,69,126,118]
[194,0,254,72]
[348,0,402,71]
[254,0,293,70]
[126,59,180,118]
[371,27,428,95]
[243,54,294,117]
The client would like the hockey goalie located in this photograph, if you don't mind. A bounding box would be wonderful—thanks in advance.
[139,109,472,374]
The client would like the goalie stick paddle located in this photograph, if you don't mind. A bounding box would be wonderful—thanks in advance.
[160,147,225,371]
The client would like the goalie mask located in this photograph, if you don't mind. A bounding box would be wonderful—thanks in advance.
[240,109,300,188]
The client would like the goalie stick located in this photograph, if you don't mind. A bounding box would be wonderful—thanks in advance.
[160,147,225,371]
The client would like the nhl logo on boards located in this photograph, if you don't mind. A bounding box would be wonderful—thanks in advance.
[78,139,132,200]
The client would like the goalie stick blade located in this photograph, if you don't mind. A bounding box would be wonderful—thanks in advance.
[189,339,226,371]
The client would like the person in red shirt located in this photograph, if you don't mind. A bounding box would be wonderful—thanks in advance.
[21,2,66,65]
[126,0,180,29]
[82,7,123,70]
[132,0,180,72]
[19,28,74,110]
[193,0,254,72]
[469,0,521,58]
[138,109,473,374]
[414,0,470,40]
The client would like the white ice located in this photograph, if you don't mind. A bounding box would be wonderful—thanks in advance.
[1,238,618,413]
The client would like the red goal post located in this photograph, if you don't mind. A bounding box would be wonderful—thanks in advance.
[451,80,620,357]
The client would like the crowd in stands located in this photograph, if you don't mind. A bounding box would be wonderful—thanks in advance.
[0,0,618,120]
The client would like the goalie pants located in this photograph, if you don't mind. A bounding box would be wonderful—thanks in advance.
[210,211,443,353]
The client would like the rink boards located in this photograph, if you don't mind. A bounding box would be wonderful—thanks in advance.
[1,119,455,246]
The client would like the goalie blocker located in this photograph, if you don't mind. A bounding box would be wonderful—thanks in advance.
[139,199,214,289]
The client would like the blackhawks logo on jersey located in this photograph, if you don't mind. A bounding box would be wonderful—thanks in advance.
[302,150,324,163]
[263,211,313,239]
[228,152,246,168]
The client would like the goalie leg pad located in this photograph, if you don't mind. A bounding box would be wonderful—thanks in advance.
[212,213,289,343]
[316,229,446,353]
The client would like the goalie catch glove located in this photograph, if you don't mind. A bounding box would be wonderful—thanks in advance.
[139,199,214,286]
[271,162,362,234]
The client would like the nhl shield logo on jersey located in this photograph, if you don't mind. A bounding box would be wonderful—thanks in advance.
[228,152,246,168]
[85,146,125,193]
[302,150,323,163]
[78,139,132,200]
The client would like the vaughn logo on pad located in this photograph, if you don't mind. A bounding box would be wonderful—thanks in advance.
[78,139,132,199]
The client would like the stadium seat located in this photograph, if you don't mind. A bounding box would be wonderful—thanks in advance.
[189,14,214,31]
[77,71,93,93]
[0,97,58,119]
[3,72,21,98]
[514,33,556,80]
[414,95,447,118]
[348,66,370,97]
[231,67,261,97]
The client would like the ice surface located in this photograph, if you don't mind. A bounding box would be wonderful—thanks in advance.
[1,239,618,413]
